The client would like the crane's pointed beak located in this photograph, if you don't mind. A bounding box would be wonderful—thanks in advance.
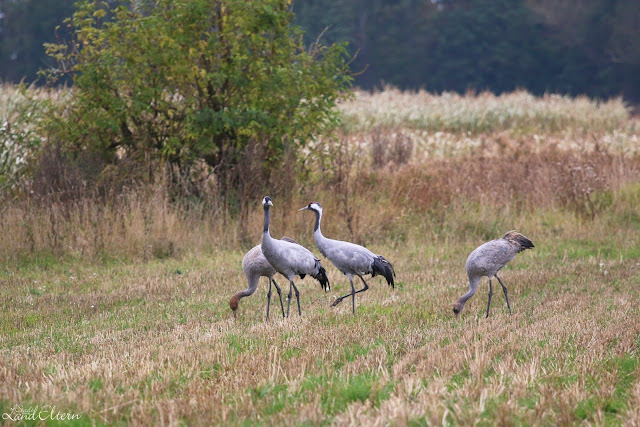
[232,309,237,320]
[299,206,309,211]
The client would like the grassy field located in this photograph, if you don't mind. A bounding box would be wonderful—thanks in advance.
[1,88,640,425]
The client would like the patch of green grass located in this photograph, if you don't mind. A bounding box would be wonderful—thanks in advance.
[515,347,532,364]
[336,374,372,407]
[226,334,252,356]
[334,342,371,369]
[166,373,191,398]
[89,378,103,393]
[407,416,429,427]
[282,346,302,360]
[479,394,510,423]
[554,237,640,261]
[199,362,222,380]
[604,354,638,416]
[250,383,289,415]
[575,397,597,420]
[518,390,540,410]
[447,363,469,391]
[483,365,496,381]
[572,353,638,422]
[299,372,393,416]
[358,304,396,318]
[546,374,579,389]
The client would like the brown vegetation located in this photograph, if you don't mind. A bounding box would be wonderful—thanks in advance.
[1,89,640,424]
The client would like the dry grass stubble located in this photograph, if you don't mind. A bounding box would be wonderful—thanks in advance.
[1,88,640,424]
[1,222,639,424]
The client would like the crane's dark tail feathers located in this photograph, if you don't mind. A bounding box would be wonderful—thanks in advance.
[313,264,331,292]
[372,256,395,288]
[504,230,535,253]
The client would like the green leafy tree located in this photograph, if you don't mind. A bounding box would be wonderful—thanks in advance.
[44,0,352,198]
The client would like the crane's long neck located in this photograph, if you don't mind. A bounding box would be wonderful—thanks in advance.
[313,210,322,235]
[457,275,481,307]
[312,209,326,243]
[230,274,260,313]
[312,209,331,258]
[263,205,271,236]
[240,274,260,298]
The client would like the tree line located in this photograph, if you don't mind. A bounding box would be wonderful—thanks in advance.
[294,0,640,102]
[1,0,639,101]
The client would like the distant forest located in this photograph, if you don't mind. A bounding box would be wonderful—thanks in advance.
[1,0,639,101]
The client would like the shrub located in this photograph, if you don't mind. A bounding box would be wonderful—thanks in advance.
[43,0,352,201]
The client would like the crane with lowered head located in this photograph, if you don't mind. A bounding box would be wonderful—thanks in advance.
[453,231,534,318]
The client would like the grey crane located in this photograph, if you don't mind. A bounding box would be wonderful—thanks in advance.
[299,202,395,315]
[229,241,292,320]
[260,196,330,317]
[453,231,534,318]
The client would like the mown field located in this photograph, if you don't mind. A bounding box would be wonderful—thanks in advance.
[1,88,640,425]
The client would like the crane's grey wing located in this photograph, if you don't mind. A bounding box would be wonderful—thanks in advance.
[271,240,320,274]
[466,239,516,277]
[323,240,376,275]
[243,245,276,277]
[280,236,301,246]
[286,242,319,274]
[262,237,330,290]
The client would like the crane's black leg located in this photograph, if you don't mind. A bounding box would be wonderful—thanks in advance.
[356,276,371,294]
[486,279,493,318]
[331,276,370,309]
[286,280,294,318]
[272,279,286,318]
[292,282,301,316]
[351,278,356,315]
[266,277,273,321]
[495,274,512,315]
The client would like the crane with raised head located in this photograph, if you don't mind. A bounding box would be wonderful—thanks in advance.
[299,201,395,315]
[260,196,330,317]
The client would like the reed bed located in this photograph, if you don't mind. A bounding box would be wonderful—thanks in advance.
[339,88,634,135]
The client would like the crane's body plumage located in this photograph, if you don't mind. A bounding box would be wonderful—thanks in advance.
[300,202,395,314]
[315,236,377,278]
[466,238,517,279]
[454,231,534,317]
[243,245,276,284]
[261,236,326,284]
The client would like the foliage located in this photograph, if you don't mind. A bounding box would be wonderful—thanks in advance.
[43,0,352,196]
[293,0,640,101]
[2,0,640,101]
